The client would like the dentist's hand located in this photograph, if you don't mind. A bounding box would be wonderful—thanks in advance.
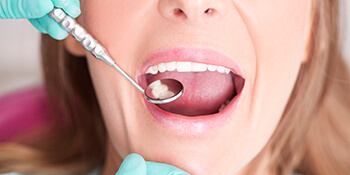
[116,154,190,175]
[0,0,80,40]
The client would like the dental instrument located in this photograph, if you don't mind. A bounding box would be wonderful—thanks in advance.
[49,8,183,104]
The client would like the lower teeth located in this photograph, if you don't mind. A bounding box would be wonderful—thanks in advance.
[218,100,231,112]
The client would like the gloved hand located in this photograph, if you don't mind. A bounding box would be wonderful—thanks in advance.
[0,0,80,40]
[116,153,190,175]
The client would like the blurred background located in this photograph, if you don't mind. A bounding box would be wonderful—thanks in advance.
[0,2,349,97]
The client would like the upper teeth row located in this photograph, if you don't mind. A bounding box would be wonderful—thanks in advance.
[146,61,232,75]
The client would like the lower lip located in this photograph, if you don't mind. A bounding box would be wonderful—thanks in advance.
[143,90,243,137]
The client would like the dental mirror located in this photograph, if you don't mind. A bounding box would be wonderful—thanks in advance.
[49,8,183,104]
[145,79,184,104]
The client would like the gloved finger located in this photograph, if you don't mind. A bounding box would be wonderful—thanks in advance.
[61,0,81,18]
[116,154,147,175]
[146,161,190,175]
[0,0,53,19]
[51,0,70,8]
[51,0,80,18]
[37,14,68,40]
[28,19,48,34]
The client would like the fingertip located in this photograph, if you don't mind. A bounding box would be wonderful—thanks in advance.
[51,0,71,8]
[66,7,81,19]
[146,161,190,175]
[62,0,81,18]
[124,153,145,163]
[116,153,146,175]
[37,15,68,40]
[40,0,54,14]
[23,0,54,18]
[73,8,81,18]
[49,29,68,40]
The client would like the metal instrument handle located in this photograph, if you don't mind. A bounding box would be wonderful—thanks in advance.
[49,8,144,93]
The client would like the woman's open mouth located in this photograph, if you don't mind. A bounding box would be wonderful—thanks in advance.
[138,47,245,135]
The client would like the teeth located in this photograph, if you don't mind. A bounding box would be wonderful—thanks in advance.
[218,104,226,112]
[159,91,175,99]
[146,66,158,74]
[151,83,169,99]
[165,62,176,71]
[158,63,166,73]
[218,100,231,112]
[217,66,225,73]
[176,62,192,72]
[208,65,217,72]
[146,61,232,75]
[191,63,207,72]
[149,80,175,99]
[225,68,230,74]
[148,80,161,89]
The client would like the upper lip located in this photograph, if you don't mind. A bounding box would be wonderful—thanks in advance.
[137,47,244,78]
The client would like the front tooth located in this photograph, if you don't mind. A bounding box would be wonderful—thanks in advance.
[191,63,207,72]
[208,65,217,72]
[177,62,191,72]
[165,62,176,71]
[158,63,166,73]
[217,66,225,73]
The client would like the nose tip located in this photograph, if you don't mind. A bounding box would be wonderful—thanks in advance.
[158,0,220,24]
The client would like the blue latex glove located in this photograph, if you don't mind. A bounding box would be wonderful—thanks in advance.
[0,0,81,40]
[116,153,190,175]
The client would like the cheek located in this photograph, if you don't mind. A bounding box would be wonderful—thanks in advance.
[80,1,155,159]
[85,54,132,156]
[80,1,152,55]
[237,0,311,64]
[234,0,312,153]
[253,0,311,113]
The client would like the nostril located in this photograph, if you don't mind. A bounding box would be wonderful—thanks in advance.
[204,8,216,17]
[176,8,184,13]
[174,8,184,15]
[173,8,187,18]
[204,8,214,14]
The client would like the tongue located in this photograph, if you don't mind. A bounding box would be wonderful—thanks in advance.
[146,71,235,116]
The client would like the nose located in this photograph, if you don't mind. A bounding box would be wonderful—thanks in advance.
[158,0,224,24]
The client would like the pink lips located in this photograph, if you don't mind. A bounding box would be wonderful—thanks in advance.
[137,47,245,136]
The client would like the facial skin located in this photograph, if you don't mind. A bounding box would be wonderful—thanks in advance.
[69,0,312,174]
